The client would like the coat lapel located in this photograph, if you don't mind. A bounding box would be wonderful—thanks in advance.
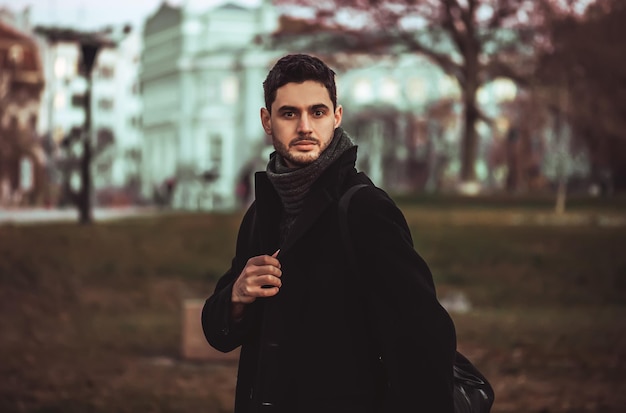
[254,173,282,254]
[278,187,334,256]
[253,146,359,258]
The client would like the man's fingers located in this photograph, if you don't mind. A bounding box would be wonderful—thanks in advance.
[242,264,282,279]
[258,264,282,277]
[247,252,281,269]
[240,280,280,297]
[260,286,280,297]
[257,274,282,288]
[234,252,283,304]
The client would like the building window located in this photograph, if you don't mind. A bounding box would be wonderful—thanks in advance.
[221,76,238,104]
[209,133,222,167]
[28,114,37,130]
[54,91,66,109]
[20,157,33,191]
[129,116,141,128]
[98,98,114,111]
[8,45,24,66]
[353,78,373,103]
[71,93,86,108]
[407,78,426,104]
[96,128,115,148]
[54,56,67,78]
[380,77,399,102]
[98,66,115,79]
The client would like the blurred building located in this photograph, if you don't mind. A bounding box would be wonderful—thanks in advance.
[36,24,143,206]
[0,19,46,207]
[140,0,280,211]
[338,54,463,192]
[90,27,143,204]
[337,55,557,194]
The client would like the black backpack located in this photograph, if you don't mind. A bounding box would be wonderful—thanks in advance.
[338,184,495,413]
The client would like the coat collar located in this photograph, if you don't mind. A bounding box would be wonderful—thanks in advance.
[254,146,358,256]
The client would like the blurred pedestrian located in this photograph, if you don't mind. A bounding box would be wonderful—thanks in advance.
[236,164,254,209]
[202,54,456,413]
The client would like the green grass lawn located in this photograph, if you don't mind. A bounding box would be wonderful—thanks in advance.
[1,204,625,412]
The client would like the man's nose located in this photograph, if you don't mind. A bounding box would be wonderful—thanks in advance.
[297,113,312,134]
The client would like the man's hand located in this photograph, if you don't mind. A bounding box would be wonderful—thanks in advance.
[231,250,281,320]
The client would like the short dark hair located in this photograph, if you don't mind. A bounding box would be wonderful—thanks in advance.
[263,54,337,112]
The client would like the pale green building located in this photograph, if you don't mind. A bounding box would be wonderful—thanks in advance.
[140,1,280,210]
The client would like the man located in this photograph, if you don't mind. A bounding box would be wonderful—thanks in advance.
[202,54,456,412]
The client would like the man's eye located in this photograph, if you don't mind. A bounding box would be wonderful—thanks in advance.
[313,110,325,117]
[282,112,295,118]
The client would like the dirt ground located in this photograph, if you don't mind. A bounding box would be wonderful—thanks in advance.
[4,277,623,413]
[1,210,625,412]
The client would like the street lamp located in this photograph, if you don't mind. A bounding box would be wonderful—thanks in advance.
[34,27,114,224]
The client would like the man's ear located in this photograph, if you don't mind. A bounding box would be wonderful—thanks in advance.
[334,105,343,128]
[260,108,272,135]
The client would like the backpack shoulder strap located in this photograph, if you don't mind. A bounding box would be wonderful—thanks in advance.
[338,184,369,267]
[339,184,495,413]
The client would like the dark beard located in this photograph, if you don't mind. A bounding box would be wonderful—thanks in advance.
[272,136,324,168]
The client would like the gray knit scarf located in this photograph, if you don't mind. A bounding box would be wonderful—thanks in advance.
[266,127,355,240]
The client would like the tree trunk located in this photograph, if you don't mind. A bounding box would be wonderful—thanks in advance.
[460,95,479,182]
[78,135,92,224]
[78,74,93,225]
[459,47,480,183]
[554,92,568,215]
[555,177,567,214]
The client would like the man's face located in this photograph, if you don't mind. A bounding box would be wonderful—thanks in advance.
[261,80,343,168]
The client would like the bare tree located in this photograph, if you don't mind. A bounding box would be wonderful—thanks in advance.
[273,0,589,183]
[533,0,626,194]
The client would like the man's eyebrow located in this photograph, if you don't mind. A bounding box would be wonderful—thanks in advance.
[277,105,299,113]
[276,104,330,113]
[311,103,330,111]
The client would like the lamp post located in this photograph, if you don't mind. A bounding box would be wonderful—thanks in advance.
[34,27,114,224]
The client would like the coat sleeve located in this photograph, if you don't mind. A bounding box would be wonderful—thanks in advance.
[347,186,457,413]
[202,205,259,353]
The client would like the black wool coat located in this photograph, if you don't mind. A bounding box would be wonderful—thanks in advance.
[202,146,457,413]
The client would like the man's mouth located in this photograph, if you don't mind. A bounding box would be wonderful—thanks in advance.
[291,138,319,148]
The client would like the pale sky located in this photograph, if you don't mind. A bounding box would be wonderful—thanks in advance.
[2,0,597,34]
[1,0,260,31]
